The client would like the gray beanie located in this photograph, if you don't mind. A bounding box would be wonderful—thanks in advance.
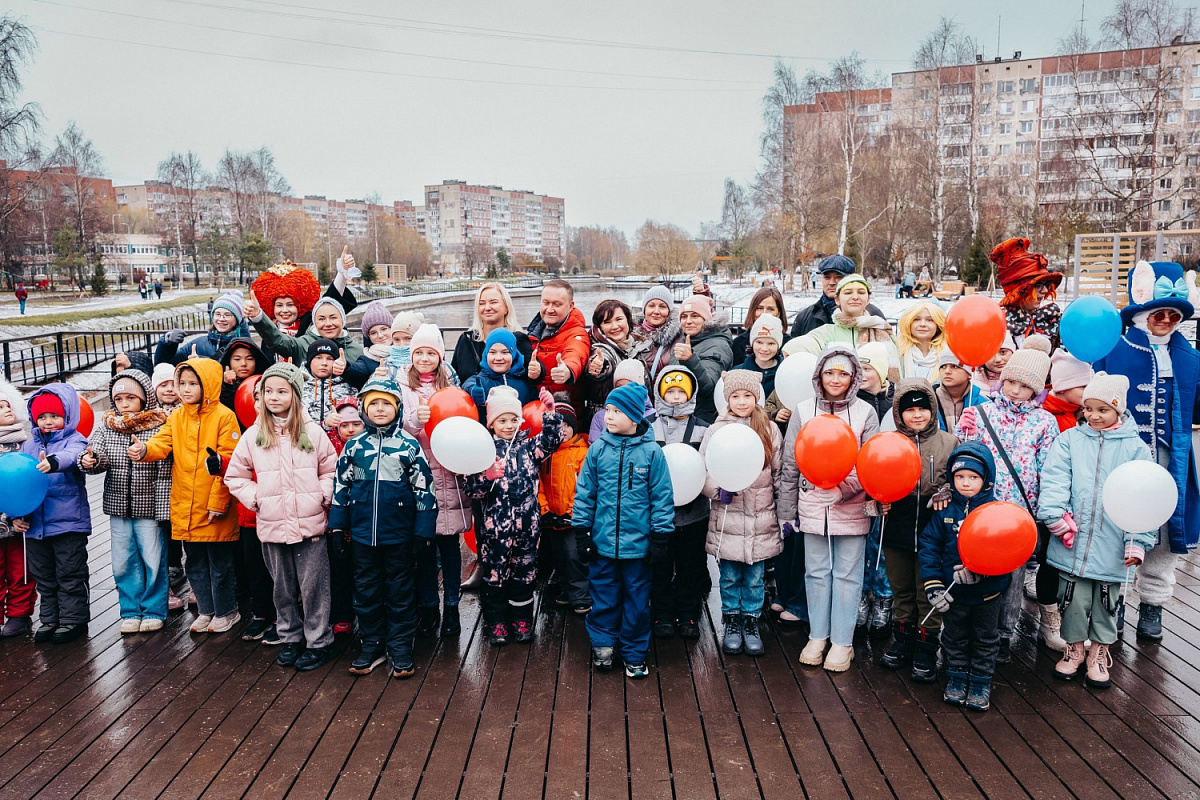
[640,285,674,312]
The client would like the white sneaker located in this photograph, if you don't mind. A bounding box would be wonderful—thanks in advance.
[120,618,142,635]
[140,618,164,633]
[207,611,242,634]
[190,614,213,633]
[798,638,828,666]
[824,643,855,672]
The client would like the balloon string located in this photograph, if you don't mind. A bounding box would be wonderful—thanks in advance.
[825,506,832,570]
[876,512,887,573]
[920,578,956,626]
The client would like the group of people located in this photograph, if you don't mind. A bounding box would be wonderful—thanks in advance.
[0,239,1195,712]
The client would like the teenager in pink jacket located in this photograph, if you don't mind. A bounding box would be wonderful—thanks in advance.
[226,362,338,672]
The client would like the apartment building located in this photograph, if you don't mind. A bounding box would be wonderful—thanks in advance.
[424,180,565,273]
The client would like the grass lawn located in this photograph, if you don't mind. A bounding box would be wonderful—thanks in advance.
[3,295,207,327]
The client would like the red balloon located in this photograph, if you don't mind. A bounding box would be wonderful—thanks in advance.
[793,414,858,490]
[945,294,1007,368]
[856,432,922,503]
[958,501,1038,576]
[235,375,261,429]
[75,398,94,437]
[464,525,477,554]
[425,387,476,438]
[520,401,544,436]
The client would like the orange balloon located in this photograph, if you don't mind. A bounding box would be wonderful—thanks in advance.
[958,501,1038,576]
[856,432,922,503]
[464,525,477,554]
[793,414,858,490]
[945,294,1007,368]
[234,375,261,429]
[75,397,95,437]
[425,387,476,438]
[520,401,544,436]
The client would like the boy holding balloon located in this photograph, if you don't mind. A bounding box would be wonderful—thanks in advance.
[0,379,34,637]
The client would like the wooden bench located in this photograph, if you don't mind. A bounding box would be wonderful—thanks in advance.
[932,280,967,299]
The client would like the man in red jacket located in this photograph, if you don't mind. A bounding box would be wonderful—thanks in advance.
[526,279,590,396]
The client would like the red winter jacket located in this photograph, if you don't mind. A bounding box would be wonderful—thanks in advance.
[527,306,590,396]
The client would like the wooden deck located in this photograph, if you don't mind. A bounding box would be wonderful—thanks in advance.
[4,477,1200,799]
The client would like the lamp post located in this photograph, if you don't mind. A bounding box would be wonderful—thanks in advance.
[111,214,124,290]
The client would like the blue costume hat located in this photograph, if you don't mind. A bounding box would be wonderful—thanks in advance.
[1122,260,1195,326]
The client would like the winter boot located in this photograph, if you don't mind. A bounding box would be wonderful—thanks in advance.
[441,605,461,637]
[1054,641,1087,680]
[1136,603,1163,641]
[798,637,828,666]
[856,592,871,629]
[1116,595,1126,634]
[880,621,915,670]
[869,596,893,637]
[823,643,854,672]
[1085,642,1113,689]
[1022,565,1038,600]
[416,606,440,638]
[722,614,744,655]
[1038,604,1067,652]
[943,669,968,706]
[911,627,939,683]
[965,674,992,711]
[487,622,509,647]
[741,615,765,657]
[653,619,677,639]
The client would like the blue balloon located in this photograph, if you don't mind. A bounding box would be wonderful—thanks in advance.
[1061,296,1122,362]
[0,452,49,518]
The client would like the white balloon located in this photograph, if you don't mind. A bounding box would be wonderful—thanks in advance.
[704,423,765,493]
[1102,461,1177,533]
[430,417,497,475]
[662,443,706,506]
[715,376,727,416]
[880,412,897,432]
[776,352,818,410]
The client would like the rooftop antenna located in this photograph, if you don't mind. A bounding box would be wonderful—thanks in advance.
[996,15,1002,59]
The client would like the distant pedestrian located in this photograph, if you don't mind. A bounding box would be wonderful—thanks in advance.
[138,279,148,301]
[153,280,162,300]
[14,283,27,315]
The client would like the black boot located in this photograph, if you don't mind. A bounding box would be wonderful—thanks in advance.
[416,606,440,638]
[911,628,939,683]
[880,620,915,670]
[1137,603,1163,641]
[441,604,460,637]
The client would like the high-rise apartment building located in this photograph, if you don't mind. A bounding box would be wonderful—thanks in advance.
[424,180,565,274]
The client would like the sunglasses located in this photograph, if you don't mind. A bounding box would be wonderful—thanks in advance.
[1149,309,1184,323]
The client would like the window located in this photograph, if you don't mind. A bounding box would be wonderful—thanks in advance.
[1160,199,1172,212]
[1191,87,1200,100]
[978,123,991,135]
[998,80,1014,93]
[1019,120,1034,133]
[919,109,932,121]
[979,102,991,115]
[1168,111,1180,124]
[919,89,931,101]
[999,122,1013,134]
[978,145,989,157]
[1021,163,1032,176]
[1017,141,1035,155]
[1185,176,1197,189]
[998,143,1011,155]
[1020,78,1038,92]
[997,164,1011,177]
[979,82,993,94]
[1044,73,1074,88]
[1161,132,1177,146]
[999,101,1014,114]
[1161,177,1174,189]
[977,166,989,177]
[1183,198,1195,212]
[1019,184,1031,196]
[1021,99,1036,113]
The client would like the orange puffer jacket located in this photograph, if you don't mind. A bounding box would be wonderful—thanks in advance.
[538,433,590,520]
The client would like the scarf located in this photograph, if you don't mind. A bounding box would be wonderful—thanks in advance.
[0,422,29,445]
[833,310,894,343]
[1005,304,1061,344]
[819,292,838,318]
[103,407,169,434]
[1132,312,1175,377]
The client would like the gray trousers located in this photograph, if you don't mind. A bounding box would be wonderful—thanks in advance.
[1135,442,1180,607]
[261,537,333,649]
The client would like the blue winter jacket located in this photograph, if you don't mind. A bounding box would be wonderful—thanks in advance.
[571,424,675,559]
[918,441,1010,604]
[1093,328,1200,553]
[462,365,537,423]
[1038,414,1156,583]
[20,383,91,539]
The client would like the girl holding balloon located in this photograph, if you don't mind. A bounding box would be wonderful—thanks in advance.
[1038,374,1154,688]
[699,370,783,658]
[778,345,880,672]
[0,379,34,638]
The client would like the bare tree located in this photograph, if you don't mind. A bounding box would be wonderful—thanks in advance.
[157,150,208,285]
[633,220,699,278]
[1101,0,1196,49]
[0,15,39,158]
[215,149,252,237]
[49,122,105,287]
[245,145,289,240]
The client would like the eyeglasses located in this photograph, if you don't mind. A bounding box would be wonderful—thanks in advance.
[1149,309,1184,323]
[1034,281,1055,292]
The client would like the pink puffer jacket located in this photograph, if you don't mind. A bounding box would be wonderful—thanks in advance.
[399,367,473,538]
[225,418,338,544]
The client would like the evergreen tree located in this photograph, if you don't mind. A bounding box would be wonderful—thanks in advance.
[360,259,378,283]
[960,234,992,288]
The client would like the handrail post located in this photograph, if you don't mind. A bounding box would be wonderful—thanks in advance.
[55,332,65,382]
[2,341,8,383]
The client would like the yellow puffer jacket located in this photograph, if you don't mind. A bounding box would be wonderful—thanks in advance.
[143,357,241,542]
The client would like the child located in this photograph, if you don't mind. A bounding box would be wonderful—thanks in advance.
[877,380,958,682]
[303,338,356,434]
[151,363,183,610]
[537,402,592,614]
[79,370,172,634]
[328,396,363,635]
[778,344,880,672]
[152,363,180,412]
[219,337,268,411]
[329,376,438,678]
[588,360,652,443]
[972,331,1015,396]
[700,370,783,657]
[400,323,470,638]
[740,315,783,398]
[462,329,536,423]
[919,442,1009,711]
[854,342,895,422]
[463,385,564,647]
[853,341,895,635]
[934,351,985,432]
[1039,373,1154,688]
[572,382,675,678]
[130,358,242,634]
[1044,351,1092,432]
[226,362,340,671]
[897,301,948,381]
[957,336,1060,661]
[22,384,92,643]
[650,365,711,638]
[0,379,34,637]
[343,301,397,390]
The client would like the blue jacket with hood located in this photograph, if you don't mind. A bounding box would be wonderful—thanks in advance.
[21,383,92,539]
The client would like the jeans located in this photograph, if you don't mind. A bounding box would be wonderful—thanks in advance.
[587,555,653,663]
[941,596,1003,678]
[110,517,168,621]
[183,541,238,617]
[26,532,90,625]
[239,526,275,622]
[416,535,462,609]
[353,539,417,666]
[650,519,710,622]
[1059,575,1120,645]
[804,533,866,647]
[773,533,808,620]
[883,546,939,631]
[718,559,765,617]
[262,538,333,649]
[863,517,892,598]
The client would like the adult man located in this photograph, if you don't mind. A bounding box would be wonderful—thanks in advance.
[14,283,27,315]
[526,279,590,396]
[789,254,885,337]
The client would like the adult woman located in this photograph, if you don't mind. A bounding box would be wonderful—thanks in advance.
[583,299,649,414]
[671,295,733,424]
[450,282,534,382]
[990,237,1063,350]
[244,294,364,366]
[732,286,789,360]
[636,285,684,383]
[785,274,899,384]
[896,301,947,381]
[155,290,251,366]
[248,260,323,356]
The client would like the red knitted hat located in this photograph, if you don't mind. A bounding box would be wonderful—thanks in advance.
[250,261,321,322]
[30,393,65,420]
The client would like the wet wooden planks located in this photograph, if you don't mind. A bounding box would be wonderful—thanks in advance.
[0,478,1197,797]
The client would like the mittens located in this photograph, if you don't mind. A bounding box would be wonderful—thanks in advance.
[927,589,952,613]
[204,447,223,476]
[717,489,738,505]
[953,564,981,585]
[539,387,555,409]
[958,406,977,435]
[483,458,505,480]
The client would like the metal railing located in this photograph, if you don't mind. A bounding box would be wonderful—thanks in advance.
[357,274,606,302]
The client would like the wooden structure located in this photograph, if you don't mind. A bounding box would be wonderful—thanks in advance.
[1072,229,1200,306]
[2,476,1200,797]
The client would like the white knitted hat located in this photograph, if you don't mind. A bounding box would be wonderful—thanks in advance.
[486,385,523,427]
[1082,372,1129,414]
[749,314,784,347]
[1000,335,1052,390]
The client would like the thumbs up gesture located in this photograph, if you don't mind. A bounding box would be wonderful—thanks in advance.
[692,270,705,294]
[243,289,261,322]
[587,349,605,377]
[204,447,223,476]
[190,344,199,359]
[224,366,237,385]
[36,449,52,474]
[674,334,693,362]
[526,352,541,381]
[416,394,431,425]
[549,353,571,385]
[80,446,98,469]
[128,435,147,462]
[337,246,360,279]
[324,410,342,429]
[333,347,347,377]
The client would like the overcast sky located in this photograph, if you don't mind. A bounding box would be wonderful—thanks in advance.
[12,0,1117,236]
